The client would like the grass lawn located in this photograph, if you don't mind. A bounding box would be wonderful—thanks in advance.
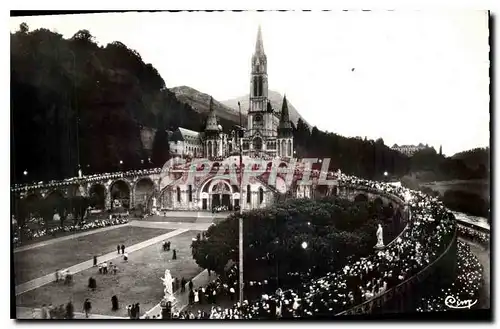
[16,230,203,317]
[14,226,172,285]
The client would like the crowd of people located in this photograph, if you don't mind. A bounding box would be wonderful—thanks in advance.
[415,240,483,312]
[13,216,129,245]
[12,168,163,192]
[39,302,74,319]
[457,225,490,247]
[171,173,459,319]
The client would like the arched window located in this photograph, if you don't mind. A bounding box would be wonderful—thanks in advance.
[253,77,258,97]
[246,185,251,204]
[259,187,264,204]
[288,140,292,157]
[188,185,193,202]
[177,187,181,202]
[258,77,263,96]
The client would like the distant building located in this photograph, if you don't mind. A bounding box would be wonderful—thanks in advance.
[168,127,203,158]
[391,143,429,156]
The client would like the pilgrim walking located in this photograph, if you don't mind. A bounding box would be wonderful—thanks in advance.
[111,295,119,311]
[83,299,92,318]
[65,301,74,319]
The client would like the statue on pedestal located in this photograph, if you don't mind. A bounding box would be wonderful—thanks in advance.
[375,224,385,249]
[161,269,175,302]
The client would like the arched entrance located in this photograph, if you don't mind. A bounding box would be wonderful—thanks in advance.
[134,178,155,210]
[110,180,131,209]
[88,184,106,210]
[354,193,368,203]
[45,190,66,217]
[200,178,234,211]
[211,181,232,210]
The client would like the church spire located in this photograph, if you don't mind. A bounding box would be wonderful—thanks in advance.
[278,94,292,136]
[255,25,265,55]
[205,96,219,132]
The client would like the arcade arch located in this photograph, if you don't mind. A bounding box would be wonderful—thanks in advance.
[109,180,131,209]
[199,178,235,211]
[88,184,106,209]
[134,178,155,209]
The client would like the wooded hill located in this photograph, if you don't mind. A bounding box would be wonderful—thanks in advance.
[10,24,486,185]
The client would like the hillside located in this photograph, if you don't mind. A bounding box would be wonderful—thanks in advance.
[10,26,207,181]
[451,147,490,171]
[221,90,309,126]
[171,86,247,126]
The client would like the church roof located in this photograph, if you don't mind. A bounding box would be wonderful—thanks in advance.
[170,127,201,142]
[178,127,200,138]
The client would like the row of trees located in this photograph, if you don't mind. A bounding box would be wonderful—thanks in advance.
[293,118,489,181]
[191,197,402,290]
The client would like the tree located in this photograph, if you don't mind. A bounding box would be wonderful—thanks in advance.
[19,22,29,33]
[191,197,399,287]
[71,29,95,43]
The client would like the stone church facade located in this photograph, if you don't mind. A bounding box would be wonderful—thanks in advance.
[159,26,297,212]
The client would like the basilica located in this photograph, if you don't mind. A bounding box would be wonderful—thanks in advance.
[158,26,301,212]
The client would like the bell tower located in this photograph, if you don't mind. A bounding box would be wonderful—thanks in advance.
[249,25,268,117]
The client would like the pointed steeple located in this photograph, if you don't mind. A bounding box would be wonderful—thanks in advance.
[255,25,265,55]
[278,94,292,136]
[205,97,219,132]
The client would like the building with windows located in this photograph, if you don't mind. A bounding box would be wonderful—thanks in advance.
[391,143,430,156]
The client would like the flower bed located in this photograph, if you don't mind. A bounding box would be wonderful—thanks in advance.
[13,217,129,245]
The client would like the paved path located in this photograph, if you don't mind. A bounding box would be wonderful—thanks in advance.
[141,269,218,318]
[15,228,189,296]
[459,237,490,309]
[129,220,212,231]
[14,223,130,253]
[16,306,127,319]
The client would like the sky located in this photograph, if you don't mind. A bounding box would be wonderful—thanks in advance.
[10,10,490,156]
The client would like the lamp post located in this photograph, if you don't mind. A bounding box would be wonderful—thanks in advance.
[237,101,244,306]
[69,50,81,175]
